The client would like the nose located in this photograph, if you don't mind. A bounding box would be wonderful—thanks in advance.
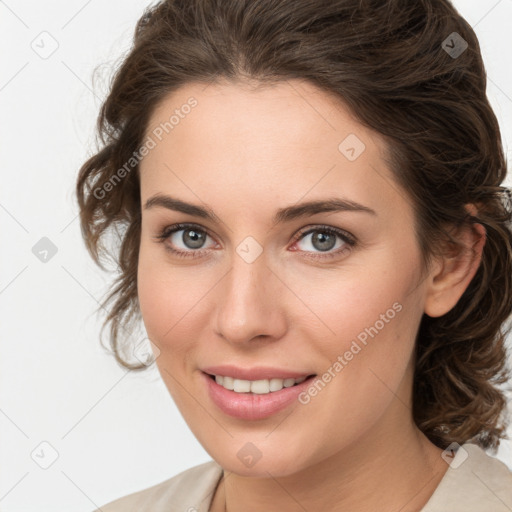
[214,252,288,345]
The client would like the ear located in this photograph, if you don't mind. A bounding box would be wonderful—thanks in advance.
[424,204,486,318]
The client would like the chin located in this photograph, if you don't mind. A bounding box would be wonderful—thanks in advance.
[197,430,321,478]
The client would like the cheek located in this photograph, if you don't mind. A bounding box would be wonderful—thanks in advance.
[294,251,424,396]
[295,261,418,347]
[137,244,217,357]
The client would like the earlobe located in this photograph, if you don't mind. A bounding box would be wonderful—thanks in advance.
[424,205,486,318]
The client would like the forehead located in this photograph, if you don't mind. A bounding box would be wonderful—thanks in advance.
[143,78,376,157]
[139,79,408,221]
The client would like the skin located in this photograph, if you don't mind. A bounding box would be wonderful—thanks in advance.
[137,78,485,512]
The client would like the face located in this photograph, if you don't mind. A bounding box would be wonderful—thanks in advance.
[137,79,430,477]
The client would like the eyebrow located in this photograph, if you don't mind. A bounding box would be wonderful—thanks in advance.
[144,194,377,225]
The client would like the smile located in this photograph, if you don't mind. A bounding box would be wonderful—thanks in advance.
[202,368,317,420]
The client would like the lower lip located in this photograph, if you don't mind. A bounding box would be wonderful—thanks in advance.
[203,372,316,420]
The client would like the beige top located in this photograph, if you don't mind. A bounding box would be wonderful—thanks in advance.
[94,443,512,512]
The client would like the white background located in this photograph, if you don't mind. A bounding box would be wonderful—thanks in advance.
[1,1,512,511]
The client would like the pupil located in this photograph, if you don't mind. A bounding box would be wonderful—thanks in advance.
[313,231,335,251]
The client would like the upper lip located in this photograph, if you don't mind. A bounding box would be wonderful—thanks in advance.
[202,365,315,381]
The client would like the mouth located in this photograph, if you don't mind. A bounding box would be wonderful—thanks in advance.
[202,369,317,420]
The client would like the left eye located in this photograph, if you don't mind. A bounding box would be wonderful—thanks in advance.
[292,226,355,256]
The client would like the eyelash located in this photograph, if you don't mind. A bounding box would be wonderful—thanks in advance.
[153,222,357,261]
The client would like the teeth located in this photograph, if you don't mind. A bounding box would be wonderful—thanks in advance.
[213,375,308,394]
[233,379,251,393]
[249,379,269,394]
[269,378,284,392]
[223,376,234,390]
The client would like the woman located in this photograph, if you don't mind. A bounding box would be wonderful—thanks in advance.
[76,0,512,510]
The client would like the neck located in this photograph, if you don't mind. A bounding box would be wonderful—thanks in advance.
[211,409,447,512]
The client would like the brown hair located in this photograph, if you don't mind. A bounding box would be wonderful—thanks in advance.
[76,0,512,450]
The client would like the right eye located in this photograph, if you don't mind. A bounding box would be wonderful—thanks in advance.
[153,223,217,259]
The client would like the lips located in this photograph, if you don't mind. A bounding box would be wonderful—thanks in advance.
[201,365,317,420]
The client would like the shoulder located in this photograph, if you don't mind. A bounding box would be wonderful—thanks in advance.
[93,460,223,512]
[422,442,512,512]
